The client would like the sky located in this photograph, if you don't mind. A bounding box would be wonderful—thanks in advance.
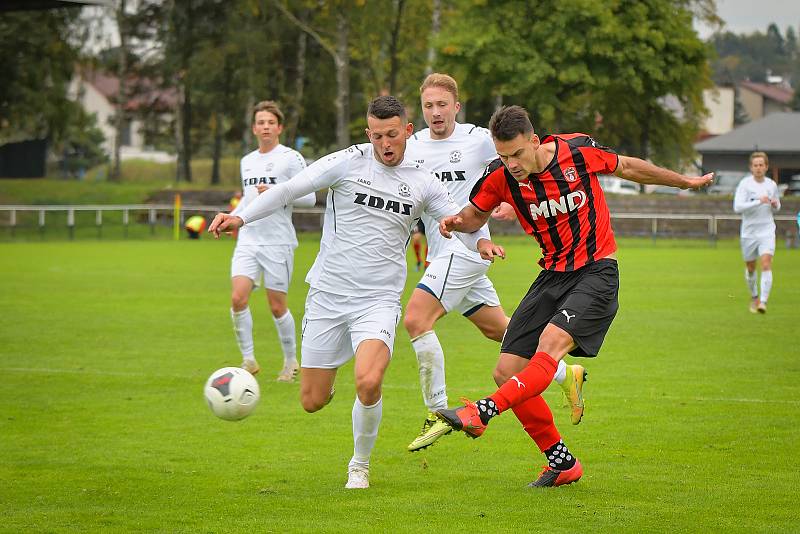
[695,0,800,38]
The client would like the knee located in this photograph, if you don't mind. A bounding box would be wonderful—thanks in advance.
[493,366,512,387]
[480,324,506,343]
[355,376,382,405]
[231,292,249,311]
[403,313,431,339]
[270,302,287,318]
[300,391,326,413]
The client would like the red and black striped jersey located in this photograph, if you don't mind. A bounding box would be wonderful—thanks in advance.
[470,133,618,272]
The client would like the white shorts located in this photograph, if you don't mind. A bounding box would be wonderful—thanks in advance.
[741,236,775,261]
[417,253,501,315]
[231,245,294,293]
[300,289,401,369]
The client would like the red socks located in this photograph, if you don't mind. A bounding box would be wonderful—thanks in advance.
[490,351,558,413]
[510,395,561,452]
[412,241,423,263]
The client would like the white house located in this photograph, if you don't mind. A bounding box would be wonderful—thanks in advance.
[68,69,176,162]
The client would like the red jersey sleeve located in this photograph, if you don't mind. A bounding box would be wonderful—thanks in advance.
[577,137,618,174]
[469,159,506,212]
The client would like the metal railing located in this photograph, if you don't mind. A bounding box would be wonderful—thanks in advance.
[0,204,797,241]
[0,204,324,239]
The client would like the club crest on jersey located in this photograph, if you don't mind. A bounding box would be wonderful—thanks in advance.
[529,190,587,220]
[449,150,462,163]
[398,183,412,198]
[564,167,577,182]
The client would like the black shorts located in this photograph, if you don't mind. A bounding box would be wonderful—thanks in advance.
[412,220,425,234]
[501,259,619,358]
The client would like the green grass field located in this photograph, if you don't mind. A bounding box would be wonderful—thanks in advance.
[1,235,798,532]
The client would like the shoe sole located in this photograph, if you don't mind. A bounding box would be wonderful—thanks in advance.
[407,426,453,452]
[571,368,587,425]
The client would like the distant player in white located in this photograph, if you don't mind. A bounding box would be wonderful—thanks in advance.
[734,151,781,313]
[402,74,585,452]
[209,96,499,489]
[229,101,316,381]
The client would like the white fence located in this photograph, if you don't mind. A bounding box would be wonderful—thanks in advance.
[0,204,797,241]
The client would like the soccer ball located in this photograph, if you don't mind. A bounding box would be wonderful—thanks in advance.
[204,367,260,421]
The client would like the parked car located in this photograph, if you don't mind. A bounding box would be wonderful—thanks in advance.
[598,175,640,195]
[786,175,800,196]
[707,171,747,195]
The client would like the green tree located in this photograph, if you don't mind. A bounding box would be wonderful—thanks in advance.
[0,10,83,144]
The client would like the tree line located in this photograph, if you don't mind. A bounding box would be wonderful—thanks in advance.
[3,0,738,182]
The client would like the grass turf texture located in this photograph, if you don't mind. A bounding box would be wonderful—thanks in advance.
[1,235,798,532]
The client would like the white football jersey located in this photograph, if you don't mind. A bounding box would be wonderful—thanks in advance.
[407,123,497,262]
[302,144,463,300]
[733,175,781,238]
[233,145,307,247]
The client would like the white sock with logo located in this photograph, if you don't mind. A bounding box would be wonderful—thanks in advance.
[745,269,758,299]
[411,331,447,412]
[350,396,382,468]
[553,359,567,384]
[231,307,255,360]
[760,270,773,304]
[273,310,297,364]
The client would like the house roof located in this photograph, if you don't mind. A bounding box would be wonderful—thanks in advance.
[739,81,794,105]
[81,70,177,113]
[695,112,800,153]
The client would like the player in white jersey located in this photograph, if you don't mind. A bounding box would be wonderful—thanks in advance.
[228,101,316,381]
[209,96,499,489]
[734,151,781,314]
[402,74,586,452]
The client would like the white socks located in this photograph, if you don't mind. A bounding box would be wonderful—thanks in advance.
[273,310,297,364]
[553,359,567,384]
[746,269,774,304]
[745,269,758,299]
[350,396,382,468]
[231,307,255,360]
[760,270,773,304]
[411,331,447,411]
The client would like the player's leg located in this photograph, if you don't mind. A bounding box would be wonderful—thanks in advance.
[742,238,759,313]
[466,281,581,423]
[230,247,261,373]
[231,275,259,374]
[403,287,451,451]
[260,246,299,381]
[756,236,775,313]
[299,367,337,412]
[346,301,400,488]
[265,289,299,381]
[411,226,425,271]
[438,260,618,434]
[298,289,351,412]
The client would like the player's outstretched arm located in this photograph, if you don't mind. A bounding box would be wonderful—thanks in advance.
[439,204,491,238]
[614,156,713,190]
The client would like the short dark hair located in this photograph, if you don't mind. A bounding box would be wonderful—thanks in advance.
[252,100,284,124]
[489,105,534,141]
[367,95,406,121]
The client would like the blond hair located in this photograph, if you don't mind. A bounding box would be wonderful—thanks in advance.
[749,151,768,167]
[419,73,459,101]
[252,100,284,124]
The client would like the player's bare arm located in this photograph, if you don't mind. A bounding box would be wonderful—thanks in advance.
[209,213,244,238]
[439,204,491,238]
[614,156,713,190]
